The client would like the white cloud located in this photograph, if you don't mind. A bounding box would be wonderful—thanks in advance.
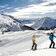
[6,7,13,10]
[40,0,56,6]
[0,9,4,12]
[0,4,8,8]
[43,0,56,2]
[5,0,56,18]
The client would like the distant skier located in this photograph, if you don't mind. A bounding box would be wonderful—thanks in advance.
[2,31,4,34]
[49,32,56,48]
[31,35,37,50]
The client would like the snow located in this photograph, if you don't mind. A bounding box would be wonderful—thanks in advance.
[0,30,56,56]
[24,22,35,26]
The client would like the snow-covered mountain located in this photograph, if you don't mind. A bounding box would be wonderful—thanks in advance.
[0,14,34,32]
[32,17,56,30]
[0,14,22,31]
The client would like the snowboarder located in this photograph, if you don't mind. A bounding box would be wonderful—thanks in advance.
[31,35,37,50]
[49,32,56,48]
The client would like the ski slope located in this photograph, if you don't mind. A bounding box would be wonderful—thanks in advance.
[0,30,56,56]
[13,40,56,56]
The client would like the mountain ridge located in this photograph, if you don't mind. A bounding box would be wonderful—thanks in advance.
[0,14,34,32]
[32,17,56,30]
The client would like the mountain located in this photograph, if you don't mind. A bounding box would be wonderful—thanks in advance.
[13,19,34,27]
[17,19,33,24]
[32,17,56,30]
[0,14,34,32]
[0,14,21,32]
[21,25,34,30]
[8,15,35,30]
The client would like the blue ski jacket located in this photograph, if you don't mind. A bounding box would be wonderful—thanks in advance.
[49,34,56,40]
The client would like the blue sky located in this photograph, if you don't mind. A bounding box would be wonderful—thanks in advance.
[0,0,56,19]
[0,0,44,7]
[0,0,44,13]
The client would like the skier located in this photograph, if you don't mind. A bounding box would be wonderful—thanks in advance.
[31,35,37,50]
[49,32,56,48]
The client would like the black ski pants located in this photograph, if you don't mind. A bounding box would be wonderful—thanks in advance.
[49,40,55,48]
[32,41,37,50]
